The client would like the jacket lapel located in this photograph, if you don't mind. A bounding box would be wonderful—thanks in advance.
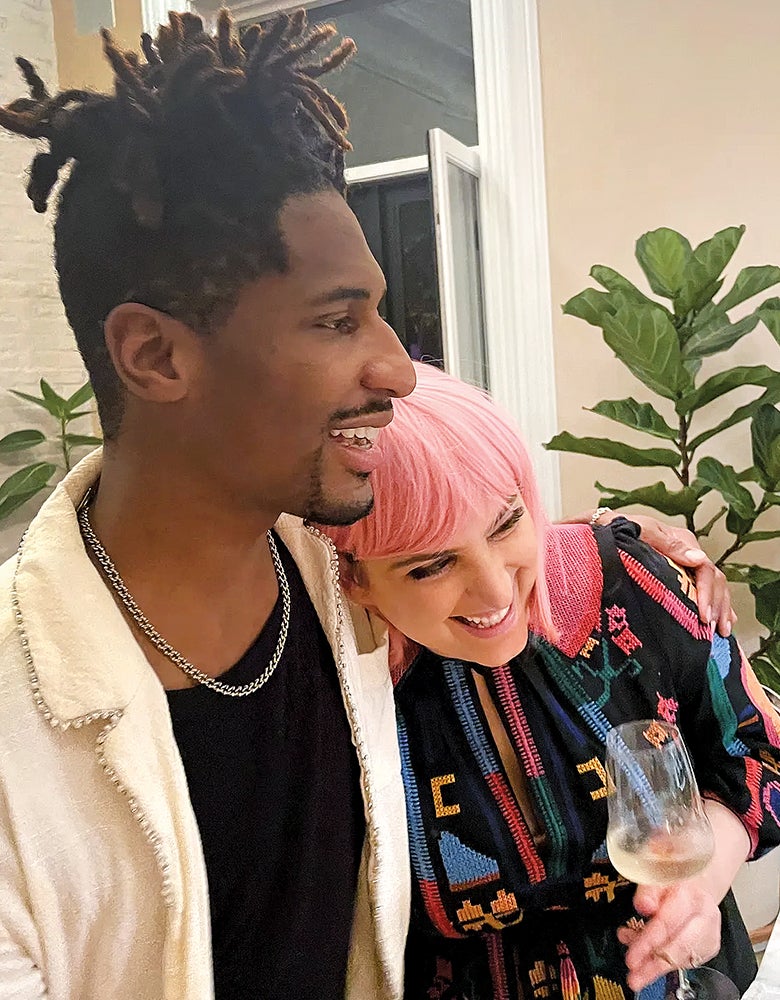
[13,451,213,999]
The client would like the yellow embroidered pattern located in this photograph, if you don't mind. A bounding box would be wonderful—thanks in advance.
[431,774,461,818]
[576,757,611,800]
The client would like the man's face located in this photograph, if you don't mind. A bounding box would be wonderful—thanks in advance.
[186,189,416,524]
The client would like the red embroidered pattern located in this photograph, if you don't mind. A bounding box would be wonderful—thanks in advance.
[618,551,711,640]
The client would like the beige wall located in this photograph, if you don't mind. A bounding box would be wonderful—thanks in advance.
[539,0,780,647]
[52,0,142,89]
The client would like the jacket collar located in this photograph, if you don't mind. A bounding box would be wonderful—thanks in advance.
[12,450,347,725]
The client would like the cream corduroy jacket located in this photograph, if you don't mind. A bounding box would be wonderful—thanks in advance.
[0,452,410,999]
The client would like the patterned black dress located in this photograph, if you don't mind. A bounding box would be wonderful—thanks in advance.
[396,521,780,1000]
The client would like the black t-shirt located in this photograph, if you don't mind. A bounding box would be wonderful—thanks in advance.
[166,534,365,1000]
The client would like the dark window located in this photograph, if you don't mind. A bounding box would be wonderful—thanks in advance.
[348,174,443,363]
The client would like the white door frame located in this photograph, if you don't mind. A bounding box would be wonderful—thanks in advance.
[229,0,560,514]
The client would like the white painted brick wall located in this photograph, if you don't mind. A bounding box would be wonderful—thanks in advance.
[0,1,88,560]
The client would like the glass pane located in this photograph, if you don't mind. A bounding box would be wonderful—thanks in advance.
[446,162,487,388]
[347,175,443,362]
[288,0,477,167]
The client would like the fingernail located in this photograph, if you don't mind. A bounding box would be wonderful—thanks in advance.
[685,548,705,560]
[710,620,717,633]
[704,606,712,623]
[724,621,732,636]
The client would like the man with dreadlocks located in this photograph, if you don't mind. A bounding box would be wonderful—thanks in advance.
[0,9,415,1000]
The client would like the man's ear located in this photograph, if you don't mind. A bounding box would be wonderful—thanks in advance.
[103,303,200,404]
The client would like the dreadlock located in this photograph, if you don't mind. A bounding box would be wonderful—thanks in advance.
[0,8,355,437]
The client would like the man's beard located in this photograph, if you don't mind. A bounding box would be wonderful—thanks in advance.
[304,480,375,526]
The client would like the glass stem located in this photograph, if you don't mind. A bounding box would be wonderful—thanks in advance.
[676,967,696,1000]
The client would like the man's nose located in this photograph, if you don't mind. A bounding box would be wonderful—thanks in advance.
[361,318,416,399]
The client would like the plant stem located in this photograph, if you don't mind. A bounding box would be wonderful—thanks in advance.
[677,413,691,487]
[60,416,71,472]
[749,634,775,668]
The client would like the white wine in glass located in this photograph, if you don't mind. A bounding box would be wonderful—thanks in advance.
[605,719,739,1000]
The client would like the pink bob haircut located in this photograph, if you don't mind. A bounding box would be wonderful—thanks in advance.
[320,361,556,674]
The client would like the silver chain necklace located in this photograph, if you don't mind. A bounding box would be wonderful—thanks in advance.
[77,497,291,697]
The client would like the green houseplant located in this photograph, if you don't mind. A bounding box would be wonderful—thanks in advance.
[545,226,780,689]
[0,379,102,522]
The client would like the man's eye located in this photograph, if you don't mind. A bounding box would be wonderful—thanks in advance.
[319,316,358,334]
[408,557,452,581]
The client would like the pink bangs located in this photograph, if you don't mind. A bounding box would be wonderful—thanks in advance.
[322,362,555,654]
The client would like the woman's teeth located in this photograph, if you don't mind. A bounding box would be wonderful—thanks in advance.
[460,606,511,629]
[329,426,381,447]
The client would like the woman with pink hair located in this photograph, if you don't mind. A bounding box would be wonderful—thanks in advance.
[321,362,780,1000]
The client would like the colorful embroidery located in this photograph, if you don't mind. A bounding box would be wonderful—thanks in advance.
[444,660,546,884]
[438,831,500,891]
[584,870,629,903]
[431,774,461,818]
[593,976,627,1000]
[530,959,558,999]
[618,550,711,640]
[397,712,462,940]
[576,757,611,800]
[396,522,780,1000]
[656,693,678,725]
[605,604,642,656]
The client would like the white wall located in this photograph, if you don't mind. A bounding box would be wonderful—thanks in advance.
[0,0,85,559]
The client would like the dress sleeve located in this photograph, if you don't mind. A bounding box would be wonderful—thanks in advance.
[608,518,780,859]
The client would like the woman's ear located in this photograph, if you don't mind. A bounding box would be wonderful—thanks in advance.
[338,553,378,612]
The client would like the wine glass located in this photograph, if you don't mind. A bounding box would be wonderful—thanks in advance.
[605,719,740,1000]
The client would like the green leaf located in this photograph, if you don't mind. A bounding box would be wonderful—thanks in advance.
[586,398,678,440]
[64,434,103,448]
[677,365,780,414]
[590,265,672,314]
[39,379,68,419]
[755,580,780,633]
[752,657,780,691]
[544,432,680,467]
[595,480,700,518]
[0,486,48,522]
[757,297,780,346]
[742,530,780,543]
[0,429,46,454]
[562,287,616,327]
[726,508,755,537]
[675,226,745,316]
[696,456,756,520]
[718,265,780,312]
[66,382,94,410]
[635,228,692,298]
[681,307,759,359]
[721,564,780,587]
[688,384,780,451]
[751,403,780,489]
[602,303,692,400]
[9,389,56,415]
[0,462,57,505]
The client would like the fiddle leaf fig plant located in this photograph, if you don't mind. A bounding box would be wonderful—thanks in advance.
[545,226,780,689]
[0,379,101,522]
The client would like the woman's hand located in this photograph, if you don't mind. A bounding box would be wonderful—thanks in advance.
[563,509,737,636]
[617,803,750,992]
[618,882,722,992]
